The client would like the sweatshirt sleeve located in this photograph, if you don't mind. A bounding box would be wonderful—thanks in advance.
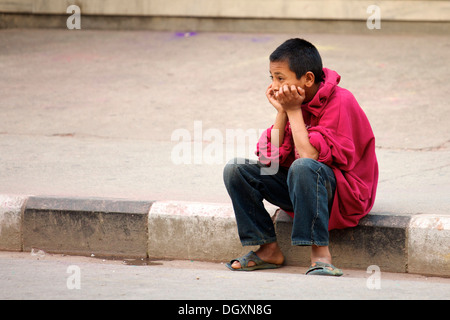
[306,95,359,171]
[308,126,356,170]
[256,123,294,167]
[308,130,332,164]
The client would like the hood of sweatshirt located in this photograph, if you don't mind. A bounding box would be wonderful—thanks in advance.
[302,68,341,116]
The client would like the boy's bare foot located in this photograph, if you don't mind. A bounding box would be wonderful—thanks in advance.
[231,242,284,269]
[310,245,332,265]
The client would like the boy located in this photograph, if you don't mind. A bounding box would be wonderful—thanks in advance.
[223,38,378,276]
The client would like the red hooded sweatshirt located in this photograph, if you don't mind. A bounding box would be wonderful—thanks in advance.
[257,68,378,230]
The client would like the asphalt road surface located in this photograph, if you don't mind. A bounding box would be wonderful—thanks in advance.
[0,251,448,301]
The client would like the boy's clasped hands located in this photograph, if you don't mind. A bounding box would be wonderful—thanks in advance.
[266,84,306,113]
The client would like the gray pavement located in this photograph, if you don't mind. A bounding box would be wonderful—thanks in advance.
[1,251,449,300]
[0,29,449,280]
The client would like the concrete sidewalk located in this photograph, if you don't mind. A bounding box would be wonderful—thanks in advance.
[0,29,449,277]
[1,195,449,277]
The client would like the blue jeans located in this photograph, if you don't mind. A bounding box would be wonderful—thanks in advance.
[223,158,336,247]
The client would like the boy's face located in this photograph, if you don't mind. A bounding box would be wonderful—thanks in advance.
[269,60,306,94]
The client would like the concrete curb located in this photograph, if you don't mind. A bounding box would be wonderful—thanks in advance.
[0,194,449,277]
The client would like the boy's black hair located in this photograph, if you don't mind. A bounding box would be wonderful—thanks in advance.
[270,38,324,84]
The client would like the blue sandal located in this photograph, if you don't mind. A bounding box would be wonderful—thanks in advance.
[306,261,343,276]
[226,251,283,271]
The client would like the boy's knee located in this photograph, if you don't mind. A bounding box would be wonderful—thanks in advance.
[223,158,245,183]
[287,158,321,191]
[288,158,319,176]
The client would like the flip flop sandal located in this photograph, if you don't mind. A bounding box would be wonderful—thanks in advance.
[306,261,343,276]
[226,251,282,271]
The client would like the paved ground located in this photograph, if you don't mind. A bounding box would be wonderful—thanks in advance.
[0,29,449,297]
[0,29,449,215]
[0,251,449,300]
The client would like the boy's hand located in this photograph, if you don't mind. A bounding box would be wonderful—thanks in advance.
[266,84,284,113]
[276,85,306,112]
